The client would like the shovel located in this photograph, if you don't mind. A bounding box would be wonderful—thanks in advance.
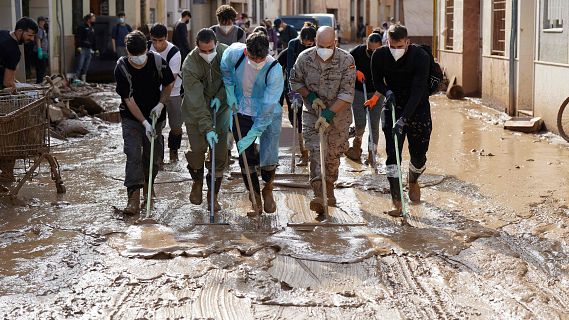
[389,100,408,218]
[138,113,159,224]
[362,82,377,174]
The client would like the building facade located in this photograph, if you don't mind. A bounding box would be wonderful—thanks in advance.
[437,0,569,133]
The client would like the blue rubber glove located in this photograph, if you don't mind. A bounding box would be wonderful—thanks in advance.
[225,85,237,108]
[236,129,262,154]
[37,48,43,60]
[210,97,220,113]
[206,130,218,147]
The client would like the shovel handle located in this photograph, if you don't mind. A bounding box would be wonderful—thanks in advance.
[146,113,157,216]
[232,105,258,211]
[390,101,407,217]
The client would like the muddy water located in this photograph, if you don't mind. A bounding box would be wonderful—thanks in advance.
[1,95,569,318]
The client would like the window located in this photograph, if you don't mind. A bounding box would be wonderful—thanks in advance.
[491,0,506,56]
[543,0,565,30]
[445,0,454,50]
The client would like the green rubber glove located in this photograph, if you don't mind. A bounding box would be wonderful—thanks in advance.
[210,97,220,112]
[225,85,237,108]
[37,48,43,60]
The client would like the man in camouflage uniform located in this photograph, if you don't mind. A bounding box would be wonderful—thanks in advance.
[289,26,356,217]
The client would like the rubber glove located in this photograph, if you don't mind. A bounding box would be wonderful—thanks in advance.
[315,108,335,132]
[142,120,155,141]
[37,48,43,60]
[364,94,380,109]
[42,51,48,60]
[356,70,365,83]
[210,97,220,113]
[225,85,237,108]
[307,91,326,111]
[393,117,406,138]
[236,129,262,154]
[150,102,164,118]
[206,130,218,147]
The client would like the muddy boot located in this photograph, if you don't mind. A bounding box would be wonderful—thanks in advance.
[261,169,276,213]
[206,176,222,212]
[243,170,263,216]
[297,133,309,167]
[386,177,403,217]
[124,188,141,215]
[168,129,182,163]
[345,136,363,161]
[309,180,325,216]
[189,168,204,205]
[141,182,156,208]
[169,149,179,163]
[325,180,337,207]
[408,169,422,203]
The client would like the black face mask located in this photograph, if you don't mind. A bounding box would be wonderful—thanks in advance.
[185,19,190,24]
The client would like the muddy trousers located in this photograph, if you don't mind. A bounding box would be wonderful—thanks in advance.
[184,107,230,179]
[352,89,382,145]
[303,108,351,184]
[382,105,432,200]
[121,117,164,193]
[166,95,183,151]
[232,113,279,193]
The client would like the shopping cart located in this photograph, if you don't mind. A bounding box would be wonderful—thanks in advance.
[0,87,65,197]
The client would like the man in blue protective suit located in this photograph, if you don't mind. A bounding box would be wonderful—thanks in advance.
[221,31,284,216]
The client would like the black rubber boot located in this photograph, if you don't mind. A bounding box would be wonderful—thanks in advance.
[206,175,222,212]
[387,177,403,217]
[242,169,262,215]
[189,168,204,205]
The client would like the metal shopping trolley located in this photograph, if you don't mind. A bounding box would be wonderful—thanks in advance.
[0,87,65,197]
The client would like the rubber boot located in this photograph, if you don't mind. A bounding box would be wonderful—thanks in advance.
[326,180,336,207]
[408,169,422,203]
[309,180,325,215]
[189,168,204,205]
[206,176,222,212]
[261,169,276,213]
[387,177,403,217]
[243,170,263,216]
[0,159,16,182]
[124,188,141,215]
[297,133,309,167]
[345,136,363,161]
[141,182,156,208]
[168,130,182,163]
[169,149,179,163]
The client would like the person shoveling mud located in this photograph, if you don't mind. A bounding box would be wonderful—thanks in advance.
[114,30,174,215]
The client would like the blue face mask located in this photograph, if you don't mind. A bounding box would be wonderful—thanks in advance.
[119,17,125,24]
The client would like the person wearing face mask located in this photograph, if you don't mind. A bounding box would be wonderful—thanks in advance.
[114,31,175,215]
[181,28,229,211]
[345,33,383,163]
[221,32,284,216]
[172,10,191,63]
[273,19,298,51]
[285,24,317,166]
[111,12,132,58]
[289,26,356,218]
[149,24,183,164]
[0,17,38,182]
[74,13,97,83]
[211,5,246,46]
[370,24,432,217]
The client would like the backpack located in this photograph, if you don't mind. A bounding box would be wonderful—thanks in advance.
[416,44,443,95]
[234,50,280,85]
[147,42,184,94]
[116,52,165,98]
[211,25,245,42]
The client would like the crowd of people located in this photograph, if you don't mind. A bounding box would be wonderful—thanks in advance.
[0,6,433,220]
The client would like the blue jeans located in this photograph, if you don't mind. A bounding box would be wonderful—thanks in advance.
[74,48,92,78]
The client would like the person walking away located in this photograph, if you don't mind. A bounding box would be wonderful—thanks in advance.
[111,12,132,58]
[149,23,184,163]
[221,32,284,216]
[285,24,316,166]
[172,10,191,63]
[74,13,96,83]
[289,26,356,218]
[345,33,383,163]
[114,30,175,214]
[370,24,432,216]
[273,19,297,51]
[211,5,246,46]
[182,28,229,211]
[0,17,38,182]
[34,16,49,84]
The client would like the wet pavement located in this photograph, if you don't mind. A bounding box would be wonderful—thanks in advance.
[1,94,569,319]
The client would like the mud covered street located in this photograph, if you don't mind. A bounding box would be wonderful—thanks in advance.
[1,94,569,319]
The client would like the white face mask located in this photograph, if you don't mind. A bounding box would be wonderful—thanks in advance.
[389,46,406,61]
[247,58,266,70]
[220,25,233,33]
[317,47,334,61]
[129,53,147,65]
[199,51,217,64]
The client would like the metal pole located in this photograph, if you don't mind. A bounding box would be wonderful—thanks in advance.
[508,0,518,116]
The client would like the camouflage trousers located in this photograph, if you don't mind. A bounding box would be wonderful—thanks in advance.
[303,107,351,183]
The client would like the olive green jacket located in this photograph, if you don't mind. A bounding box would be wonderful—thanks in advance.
[181,43,228,135]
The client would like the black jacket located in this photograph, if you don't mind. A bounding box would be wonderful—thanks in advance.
[172,21,190,59]
[75,23,96,49]
[370,44,430,119]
